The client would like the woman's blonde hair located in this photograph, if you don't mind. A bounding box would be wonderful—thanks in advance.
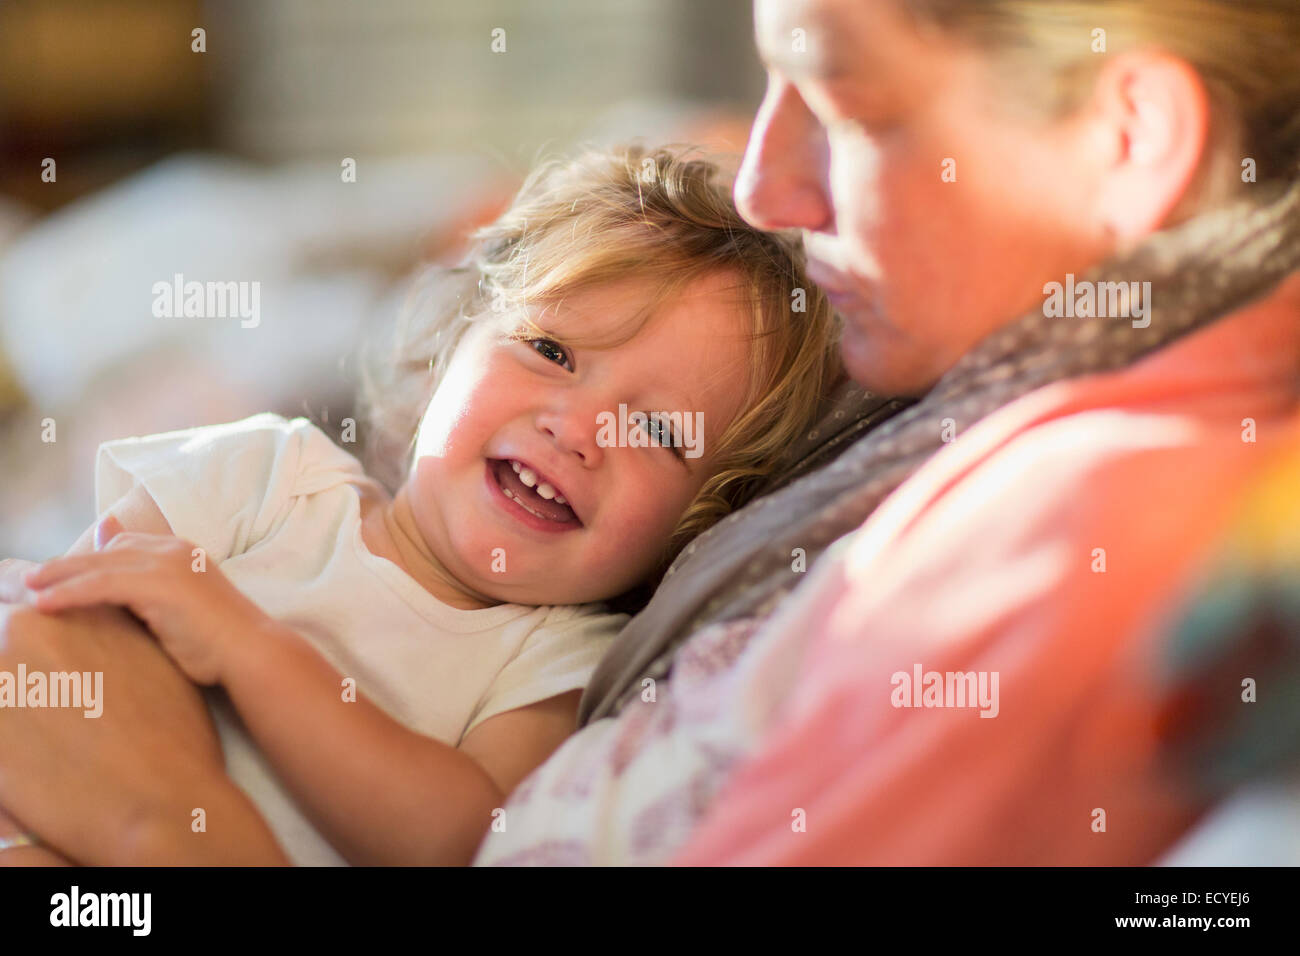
[362,143,840,568]
[903,0,1300,209]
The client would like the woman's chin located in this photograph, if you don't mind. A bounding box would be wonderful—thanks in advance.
[838,319,938,398]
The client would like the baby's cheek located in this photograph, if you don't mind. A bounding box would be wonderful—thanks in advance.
[411,456,443,497]
[575,536,658,599]
[409,456,463,527]
[602,494,685,555]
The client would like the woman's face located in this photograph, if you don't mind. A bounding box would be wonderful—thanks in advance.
[405,272,752,607]
[738,0,1116,396]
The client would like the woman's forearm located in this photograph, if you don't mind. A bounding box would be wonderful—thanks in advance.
[0,803,75,865]
[0,602,277,866]
[120,777,290,866]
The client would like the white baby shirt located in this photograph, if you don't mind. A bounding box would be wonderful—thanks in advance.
[94,413,627,865]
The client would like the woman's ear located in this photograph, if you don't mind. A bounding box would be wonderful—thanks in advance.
[1087,51,1211,244]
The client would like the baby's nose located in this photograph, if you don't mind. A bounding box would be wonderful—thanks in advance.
[537,409,604,467]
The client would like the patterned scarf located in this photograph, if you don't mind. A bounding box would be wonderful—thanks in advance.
[579,175,1300,727]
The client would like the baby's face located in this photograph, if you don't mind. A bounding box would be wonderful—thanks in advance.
[406,271,753,606]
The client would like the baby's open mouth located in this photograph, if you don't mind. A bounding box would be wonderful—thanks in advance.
[489,459,581,525]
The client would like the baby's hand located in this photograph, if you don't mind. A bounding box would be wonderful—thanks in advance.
[23,516,268,685]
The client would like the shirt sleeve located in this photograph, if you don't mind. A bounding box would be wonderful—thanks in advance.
[94,412,360,562]
[462,608,628,740]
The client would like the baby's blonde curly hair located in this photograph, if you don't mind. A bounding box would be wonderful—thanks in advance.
[362,142,840,573]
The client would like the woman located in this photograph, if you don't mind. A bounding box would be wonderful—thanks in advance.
[3,0,1299,865]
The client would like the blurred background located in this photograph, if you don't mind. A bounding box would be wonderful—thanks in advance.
[0,0,764,558]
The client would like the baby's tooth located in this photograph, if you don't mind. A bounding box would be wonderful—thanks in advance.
[554,494,567,505]
[511,460,522,473]
[536,482,556,500]
[519,468,538,487]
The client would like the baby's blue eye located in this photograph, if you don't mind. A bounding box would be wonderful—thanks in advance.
[646,415,684,459]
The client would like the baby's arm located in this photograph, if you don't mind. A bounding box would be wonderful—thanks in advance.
[216,625,574,866]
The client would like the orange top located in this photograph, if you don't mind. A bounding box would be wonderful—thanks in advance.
[671,285,1300,866]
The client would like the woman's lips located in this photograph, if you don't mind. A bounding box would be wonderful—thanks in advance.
[806,262,867,311]
[484,460,582,534]
[807,265,886,327]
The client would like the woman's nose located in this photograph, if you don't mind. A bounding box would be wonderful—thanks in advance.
[735,81,833,234]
